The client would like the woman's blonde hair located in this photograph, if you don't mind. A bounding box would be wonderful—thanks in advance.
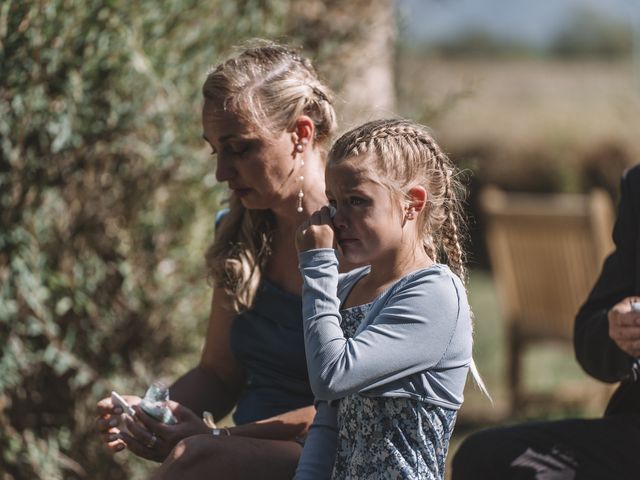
[204,41,337,312]
[328,118,468,281]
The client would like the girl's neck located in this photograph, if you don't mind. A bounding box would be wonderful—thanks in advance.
[346,245,433,308]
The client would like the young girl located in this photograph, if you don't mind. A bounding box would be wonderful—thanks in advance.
[294,118,482,479]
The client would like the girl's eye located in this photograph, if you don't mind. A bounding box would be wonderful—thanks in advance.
[350,197,365,206]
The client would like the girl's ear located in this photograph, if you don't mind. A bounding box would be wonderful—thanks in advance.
[405,186,428,219]
[292,115,315,146]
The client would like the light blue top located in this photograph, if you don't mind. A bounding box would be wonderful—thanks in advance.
[299,248,472,406]
[295,248,472,479]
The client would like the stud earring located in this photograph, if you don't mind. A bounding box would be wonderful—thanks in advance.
[295,143,304,153]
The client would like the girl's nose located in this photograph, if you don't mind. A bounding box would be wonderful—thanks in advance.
[333,208,347,229]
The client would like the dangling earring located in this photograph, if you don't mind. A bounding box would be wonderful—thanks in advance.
[295,141,306,213]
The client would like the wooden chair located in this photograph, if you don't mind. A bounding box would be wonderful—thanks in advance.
[479,186,614,412]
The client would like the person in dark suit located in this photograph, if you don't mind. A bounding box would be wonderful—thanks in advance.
[452,163,640,480]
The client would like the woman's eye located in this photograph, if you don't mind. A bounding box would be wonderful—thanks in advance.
[226,143,249,155]
[350,197,365,206]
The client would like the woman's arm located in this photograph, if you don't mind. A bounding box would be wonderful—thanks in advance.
[228,405,316,440]
[170,288,246,419]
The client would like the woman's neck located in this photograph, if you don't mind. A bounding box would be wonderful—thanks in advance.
[271,150,327,232]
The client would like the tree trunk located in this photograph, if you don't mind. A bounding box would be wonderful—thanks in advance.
[287,0,397,129]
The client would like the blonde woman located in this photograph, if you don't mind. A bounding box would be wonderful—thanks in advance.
[96,41,338,479]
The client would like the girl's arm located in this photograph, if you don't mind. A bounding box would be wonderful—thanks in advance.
[299,249,470,401]
[294,401,339,479]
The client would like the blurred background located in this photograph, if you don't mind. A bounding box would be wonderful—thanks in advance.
[1,0,638,478]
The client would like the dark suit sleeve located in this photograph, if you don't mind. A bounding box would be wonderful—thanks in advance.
[574,166,640,382]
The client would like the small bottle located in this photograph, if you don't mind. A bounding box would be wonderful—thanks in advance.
[140,381,178,424]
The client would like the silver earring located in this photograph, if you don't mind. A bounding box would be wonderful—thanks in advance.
[406,208,415,220]
[297,157,305,214]
[295,143,304,153]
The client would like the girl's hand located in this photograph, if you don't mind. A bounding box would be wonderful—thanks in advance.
[296,206,335,252]
[118,401,211,463]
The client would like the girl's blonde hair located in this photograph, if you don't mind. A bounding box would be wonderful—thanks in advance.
[328,118,468,281]
[204,41,337,312]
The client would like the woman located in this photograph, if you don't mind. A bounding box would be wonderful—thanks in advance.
[96,41,338,478]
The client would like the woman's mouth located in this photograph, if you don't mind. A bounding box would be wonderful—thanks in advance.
[232,188,252,198]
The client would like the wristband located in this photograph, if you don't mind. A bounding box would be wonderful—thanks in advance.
[211,427,231,437]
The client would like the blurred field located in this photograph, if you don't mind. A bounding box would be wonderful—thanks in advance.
[398,55,639,192]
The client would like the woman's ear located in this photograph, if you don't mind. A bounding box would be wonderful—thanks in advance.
[292,115,315,146]
[405,186,428,219]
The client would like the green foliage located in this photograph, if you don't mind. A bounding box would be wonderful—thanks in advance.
[0,0,289,478]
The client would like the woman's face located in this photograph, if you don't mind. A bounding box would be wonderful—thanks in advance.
[202,100,300,211]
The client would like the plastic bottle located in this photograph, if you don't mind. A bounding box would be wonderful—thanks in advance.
[139,381,178,424]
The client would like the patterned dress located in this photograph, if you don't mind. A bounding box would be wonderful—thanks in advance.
[332,304,458,480]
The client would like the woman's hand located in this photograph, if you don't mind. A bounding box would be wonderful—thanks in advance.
[118,401,211,462]
[96,394,141,453]
[296,206,335,253]
[608,297,640,357]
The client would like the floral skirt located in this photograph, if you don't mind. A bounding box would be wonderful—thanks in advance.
[332,395,457,480]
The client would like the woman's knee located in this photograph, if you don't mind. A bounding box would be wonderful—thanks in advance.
[152,434,220,480]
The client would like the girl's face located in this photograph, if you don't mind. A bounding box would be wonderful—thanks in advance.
[202,101,299,211]
[326,155,408,266]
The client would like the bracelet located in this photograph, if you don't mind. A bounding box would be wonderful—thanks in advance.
[211,427,231,437]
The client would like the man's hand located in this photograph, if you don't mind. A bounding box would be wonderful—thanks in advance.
[608,297,640,357]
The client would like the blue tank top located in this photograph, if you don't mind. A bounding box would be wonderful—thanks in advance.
[229,279,314,425]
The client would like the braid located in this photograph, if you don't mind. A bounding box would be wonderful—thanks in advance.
[441,168,466,282]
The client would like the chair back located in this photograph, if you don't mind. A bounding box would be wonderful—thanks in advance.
[480,187,614,340]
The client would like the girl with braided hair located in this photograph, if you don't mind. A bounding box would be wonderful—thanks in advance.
[295,118,484,479]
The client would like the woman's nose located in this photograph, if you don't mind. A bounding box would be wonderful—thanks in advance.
[215,156,235,182]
